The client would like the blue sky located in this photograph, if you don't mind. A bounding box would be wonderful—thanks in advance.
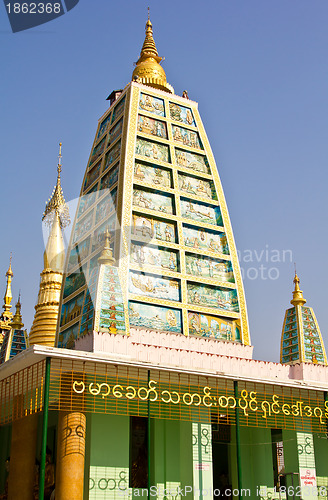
[1,0,327,362]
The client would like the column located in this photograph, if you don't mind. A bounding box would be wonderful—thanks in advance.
[55,411,86,500]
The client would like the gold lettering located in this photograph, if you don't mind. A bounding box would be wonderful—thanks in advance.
[282,403,290,415]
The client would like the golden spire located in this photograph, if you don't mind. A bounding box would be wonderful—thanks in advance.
[42,143,70,229]
[29,145,69,347]
[290,272,306,306]
[2,255,14,322]
[11,293,24,330]
[98,228,115,265]
[132,12,174,94]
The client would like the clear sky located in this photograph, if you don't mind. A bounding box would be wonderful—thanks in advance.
[1,0,327,362]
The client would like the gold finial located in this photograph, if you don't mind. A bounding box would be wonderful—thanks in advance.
[2,255,14,321]
[42,143,70,229]
[11,293,24,330]
[58,142,62,175]
[291,271,306,306]
[132,15,174,93]
[98,228,115,265]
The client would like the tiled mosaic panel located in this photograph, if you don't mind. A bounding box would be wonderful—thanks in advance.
[133,189,174,215]
[175,148,209,174]
[188,311,241,341]
[129,271,180,302]
[137,114,167,139]
[178,173,216,200]
[136,138,170,163]
[84,161,101,191]
[60,292,84,328]
[131,242,179,272]
[185,253,233,282]
[169,102,195,126]
[172,124,202,149]
[98,266,126,334]
[89,137,106,167]
[129,301,182,333]
[63,271,86,300]
[139,93,165,116]
[132,214,177,244]
[187,283,239,312]
[183,225,229,254]
[111,96,125,123]
[180,198,222,226]
[134,162,172,188]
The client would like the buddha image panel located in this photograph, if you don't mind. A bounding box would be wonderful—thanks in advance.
[132,214,176,243]
[187,283,239,312]
[89,137,106,167]
[172,124,202,150]
[95,188,117,225]
[133,188,174,215]
[139,92,165,117]
[136,138,170,163]
[63,271,86,300]
[175,148,209,174]
[138,114,167,139]
[100,164,119,191]
[129,271,180,301]
[111,95,126,123]
[131,242,179,272]
[97,112,112,139]
[60,292,84,328]
[134,161,172,188]
[183,225,229,254]
[104,140,121,170]
[83,161,101,191]
[185,253,234,282]
[77,185,98,219]
[73,212,93,244]
[58,323,80,349]
[129,301,182,333]
[180,198,222,226]
[188,311,241,342]
[108,118,123,146]
[178,173,216,200]
[68,236,90,271]
[169,102,195,126]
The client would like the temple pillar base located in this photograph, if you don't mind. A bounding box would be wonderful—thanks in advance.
[55,411,86,500]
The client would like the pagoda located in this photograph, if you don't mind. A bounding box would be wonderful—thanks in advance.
[280,273,327,365]
[56,15,250,349]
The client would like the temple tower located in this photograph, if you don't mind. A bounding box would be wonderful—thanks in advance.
[280,273,327,365]
[29,144,70,347]
[56,16,250,348]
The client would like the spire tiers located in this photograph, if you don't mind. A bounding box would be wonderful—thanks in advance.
[290,272,306,306]
[98,228,115,265]
[132,16,174,94]
[11,294,24,330]
[281,273,327,365]
[29,145,69,347]
[42,143,70,229]
[2,256,14,322]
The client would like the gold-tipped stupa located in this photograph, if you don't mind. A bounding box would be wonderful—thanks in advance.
[290,272,306,307]
[29,143,70,347]
[132,11,174,94]
[98,228,115,265]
